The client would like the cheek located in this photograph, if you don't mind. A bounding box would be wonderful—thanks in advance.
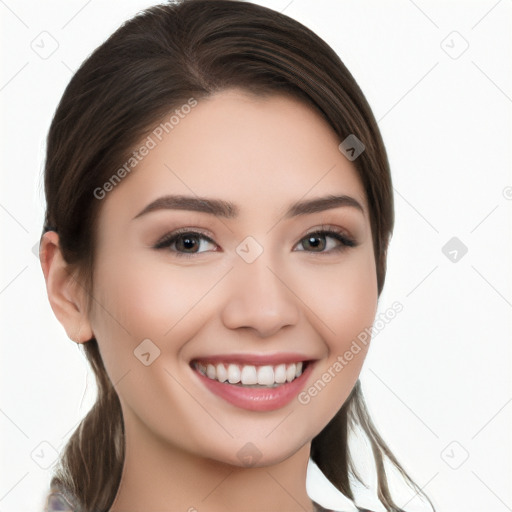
[88,253,225,375]
[294,250,377,412]
[91,251,199,336]
[297,249,378,344]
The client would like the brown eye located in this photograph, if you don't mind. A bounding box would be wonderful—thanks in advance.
[175,234,201,252]
[295,229,356,253]
[302,234,327,251]
[154,230,217,257]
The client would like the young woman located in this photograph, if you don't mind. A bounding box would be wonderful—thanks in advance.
[39,1,435,511]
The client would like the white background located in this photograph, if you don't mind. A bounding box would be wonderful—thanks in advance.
[0,1,511,511]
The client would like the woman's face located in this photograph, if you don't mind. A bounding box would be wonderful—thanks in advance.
[87,89,378,467]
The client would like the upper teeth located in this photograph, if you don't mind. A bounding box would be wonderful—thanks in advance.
[195,361,304,387]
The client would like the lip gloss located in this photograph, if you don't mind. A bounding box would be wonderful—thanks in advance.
[192,362,314,412]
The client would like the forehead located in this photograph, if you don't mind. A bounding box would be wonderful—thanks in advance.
[98,88,368,223]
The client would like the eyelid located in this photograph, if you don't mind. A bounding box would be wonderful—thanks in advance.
[300,224,355,243]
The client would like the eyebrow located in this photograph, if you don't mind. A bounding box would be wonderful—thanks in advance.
[132,193,364,220]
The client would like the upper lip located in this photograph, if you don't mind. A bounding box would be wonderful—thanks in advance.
[190,353,316,366]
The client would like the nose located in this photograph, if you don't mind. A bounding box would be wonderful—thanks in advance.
[220,254,300,338]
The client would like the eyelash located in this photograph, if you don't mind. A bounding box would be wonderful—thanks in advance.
[153,225,357,259]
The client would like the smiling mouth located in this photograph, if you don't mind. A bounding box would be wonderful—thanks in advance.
[191,360,310,388]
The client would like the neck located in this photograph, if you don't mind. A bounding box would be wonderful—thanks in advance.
[109,411,316,512]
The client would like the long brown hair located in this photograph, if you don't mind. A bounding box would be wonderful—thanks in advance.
[42,1,434,510]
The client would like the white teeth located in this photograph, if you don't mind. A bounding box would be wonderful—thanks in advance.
[227,364,241,384]
[206,364,216,379]
[274,364,287,384]
[195,360,306,387]
[216,363,228,382]
[240,365,258,385]
[257,365,274,386]
[286,363,296,382]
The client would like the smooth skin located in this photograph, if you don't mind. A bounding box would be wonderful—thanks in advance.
[41,89,378,512]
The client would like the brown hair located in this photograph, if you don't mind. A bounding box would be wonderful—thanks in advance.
[42,1,434,511]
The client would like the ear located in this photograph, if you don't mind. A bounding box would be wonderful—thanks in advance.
[39,231,94,343]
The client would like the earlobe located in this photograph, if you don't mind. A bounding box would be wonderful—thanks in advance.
[39,231,94,344]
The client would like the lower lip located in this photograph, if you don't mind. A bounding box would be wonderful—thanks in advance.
[192,362,314,412]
